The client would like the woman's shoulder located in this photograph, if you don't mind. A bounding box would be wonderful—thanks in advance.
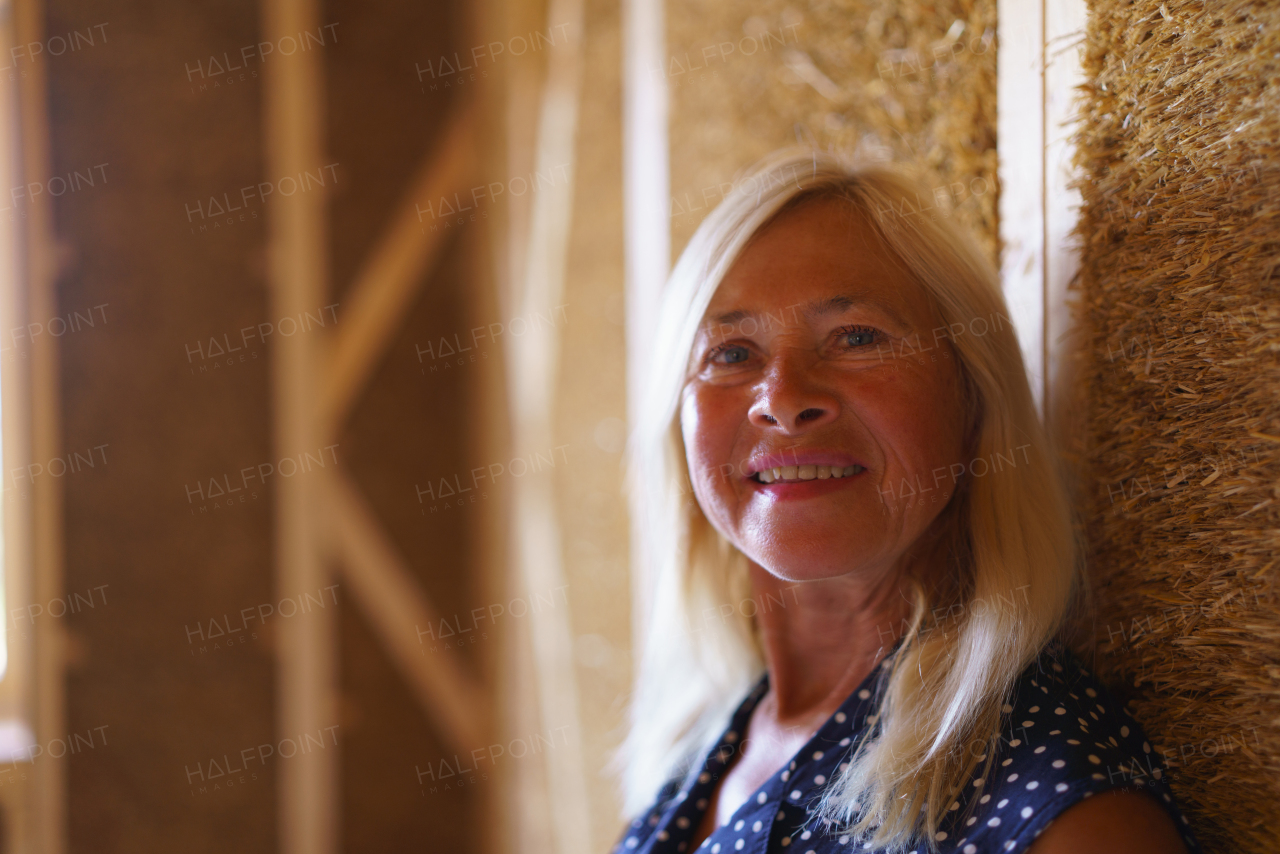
[944,646,1198,852]
[1001,645,1152,766]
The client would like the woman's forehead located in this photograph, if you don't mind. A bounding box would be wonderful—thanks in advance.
[704,202,930,330]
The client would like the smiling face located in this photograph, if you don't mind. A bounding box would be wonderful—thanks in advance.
[680,196,970,584]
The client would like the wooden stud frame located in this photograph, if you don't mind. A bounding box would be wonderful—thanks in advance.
[261,0,493,850]
[500,1,593,850]
[621,0,669,665]
[0,0,65,851]
[997,0,1088,423]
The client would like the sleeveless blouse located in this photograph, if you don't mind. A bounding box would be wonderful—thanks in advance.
[614,648,1197,854]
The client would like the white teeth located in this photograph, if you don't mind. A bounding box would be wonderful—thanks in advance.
[755,463,865,483]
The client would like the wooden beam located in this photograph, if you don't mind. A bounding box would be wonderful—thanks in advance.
[622,0,669,663]
[998,0,1087,423]
[505,0,592,851]
[322,105,479,432]
[10,0,65,850]
[997,0,1047,414]
[261,0,335,852]
[1043,1,1088,439]
[328,473,487,751]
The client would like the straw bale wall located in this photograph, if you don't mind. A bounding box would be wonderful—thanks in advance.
[667,0,999,263]
[1073,2,1280,850]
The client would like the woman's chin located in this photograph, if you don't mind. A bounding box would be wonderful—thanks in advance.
[746,541,888,584]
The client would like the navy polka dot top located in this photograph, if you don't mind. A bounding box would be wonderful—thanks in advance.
[614,647,1197,854]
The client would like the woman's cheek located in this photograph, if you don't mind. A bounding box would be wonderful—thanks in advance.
[682,389,742,531]
[693,441,736,520]
[683,386,732,466]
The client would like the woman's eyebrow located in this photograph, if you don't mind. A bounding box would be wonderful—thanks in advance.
[706,295,911,331]
[809,294,912,330]
[710,308,753,325]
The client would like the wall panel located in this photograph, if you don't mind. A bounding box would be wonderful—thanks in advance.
[667,0,999,264]
[45,1,278,851]
[1073,2,1280,851]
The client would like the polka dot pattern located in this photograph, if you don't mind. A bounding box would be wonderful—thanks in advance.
[613,648,1197,854]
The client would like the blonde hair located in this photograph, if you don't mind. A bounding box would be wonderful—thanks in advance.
[620,150,1081,851]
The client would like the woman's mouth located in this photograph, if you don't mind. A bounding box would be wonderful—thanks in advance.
[752,464,865,484]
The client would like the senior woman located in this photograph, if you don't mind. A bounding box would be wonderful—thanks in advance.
[614,152,1197,854]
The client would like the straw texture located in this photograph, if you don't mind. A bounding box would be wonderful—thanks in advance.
[668,0,998,262]
[1072,2,1280,850]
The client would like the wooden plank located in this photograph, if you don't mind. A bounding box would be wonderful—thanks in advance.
[997,0,1047,412]
[261,0,335,852]
[505,0,592,851]
[327,473,486,751]
[622,0,668,665]
[322,105,479,432]
[0,6,32,722]
[10,0,65,850]
[1044,0,1088,437]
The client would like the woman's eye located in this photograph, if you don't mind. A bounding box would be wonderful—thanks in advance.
[710,345,751,365]
[837,327,878,348]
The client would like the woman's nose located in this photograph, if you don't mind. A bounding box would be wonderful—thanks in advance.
[747,351,838,433]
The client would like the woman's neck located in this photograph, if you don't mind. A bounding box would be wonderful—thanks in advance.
[749,560,913,721]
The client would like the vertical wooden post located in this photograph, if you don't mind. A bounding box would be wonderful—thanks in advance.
[998,0,1086,419]
[505,0,592,851]
[1043,2,1088,438]
[997,0,1047,412]
[9,0,64,850]
[622,0,669,662]
[262,0,336,852]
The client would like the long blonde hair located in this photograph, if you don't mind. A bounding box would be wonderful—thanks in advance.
[620,150,1081,850]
